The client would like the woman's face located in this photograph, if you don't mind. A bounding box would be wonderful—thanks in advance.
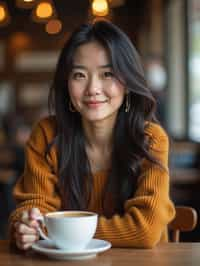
[68,41,126,123]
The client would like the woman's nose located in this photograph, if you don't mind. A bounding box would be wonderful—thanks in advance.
[86,76,102,95]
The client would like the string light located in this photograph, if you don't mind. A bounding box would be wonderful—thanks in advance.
[32,0,56,23]
[92,0,109,17]
[36,2,53,18]
[1,1,126,32]
[0,2,10,27]
[45,19,62,34]
[0,6,6,22]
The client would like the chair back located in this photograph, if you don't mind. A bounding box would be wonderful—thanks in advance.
[169,206,198,242]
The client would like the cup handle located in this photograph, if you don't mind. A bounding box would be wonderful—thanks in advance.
[35,216,51,241]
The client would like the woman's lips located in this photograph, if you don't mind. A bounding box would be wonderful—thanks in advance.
[84,100,107,108]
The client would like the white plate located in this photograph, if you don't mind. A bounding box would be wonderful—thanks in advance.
[32,238,111,260]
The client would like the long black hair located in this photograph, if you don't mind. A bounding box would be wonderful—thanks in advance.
[48,20,158,215]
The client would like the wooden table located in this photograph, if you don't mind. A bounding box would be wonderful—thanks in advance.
[1,241,200,266]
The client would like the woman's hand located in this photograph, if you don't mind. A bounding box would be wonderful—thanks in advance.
[14,208,42,250]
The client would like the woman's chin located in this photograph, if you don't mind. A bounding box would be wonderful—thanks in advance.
[82,114,109,123]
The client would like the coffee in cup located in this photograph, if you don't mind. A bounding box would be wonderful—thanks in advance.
[36,211,98,251]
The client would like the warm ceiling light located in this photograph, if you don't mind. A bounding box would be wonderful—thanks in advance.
[32,0,56,23]
[36,2,53,18]
[92,0,109,17]
[0,2,10,26]
[16,0,35,9]
[0,6,6,21]
[45,19,62,34]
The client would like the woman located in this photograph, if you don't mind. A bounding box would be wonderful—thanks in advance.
[9,20,175,250]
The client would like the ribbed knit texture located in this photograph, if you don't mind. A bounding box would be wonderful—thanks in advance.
[9,116,175,248]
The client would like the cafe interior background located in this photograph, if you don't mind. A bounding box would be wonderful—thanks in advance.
[0,0,200,241]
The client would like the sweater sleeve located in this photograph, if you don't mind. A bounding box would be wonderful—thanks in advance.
[94,123,175,248]
[8,117,60,239]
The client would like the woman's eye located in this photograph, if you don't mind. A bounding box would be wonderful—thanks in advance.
[73,72,85,79]
[103,71,114,78]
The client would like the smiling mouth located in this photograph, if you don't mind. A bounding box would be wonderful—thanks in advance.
[84,100,107,107]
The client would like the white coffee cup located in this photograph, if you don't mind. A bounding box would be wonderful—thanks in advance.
[36,211,98,251]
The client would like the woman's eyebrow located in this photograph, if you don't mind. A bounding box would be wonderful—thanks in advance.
[71,65,86,69]
[99,64,112,69]
[72,64,112,69]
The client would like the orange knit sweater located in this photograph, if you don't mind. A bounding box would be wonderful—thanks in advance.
[9,116,175,248]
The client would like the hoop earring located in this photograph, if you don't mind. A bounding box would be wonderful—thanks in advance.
[69,101,76,112]
[125,94,130,113]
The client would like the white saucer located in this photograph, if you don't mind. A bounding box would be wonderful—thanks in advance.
[32,238,111,260]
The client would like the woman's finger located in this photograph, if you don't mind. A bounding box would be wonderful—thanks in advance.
[29,208,42,220]
[21,211,29,224]
[16,239,34,250]
[15,222,38,235]
[15,229,39,250]
[19,210,40,229]
[17,232,39,244]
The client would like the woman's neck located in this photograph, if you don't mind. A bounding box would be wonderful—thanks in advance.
[82,118,115,153]
[82,117,118,173]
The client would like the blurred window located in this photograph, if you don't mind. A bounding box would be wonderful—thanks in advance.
[188,0,200,141]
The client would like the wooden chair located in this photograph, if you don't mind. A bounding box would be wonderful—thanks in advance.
[168,206,198,242]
